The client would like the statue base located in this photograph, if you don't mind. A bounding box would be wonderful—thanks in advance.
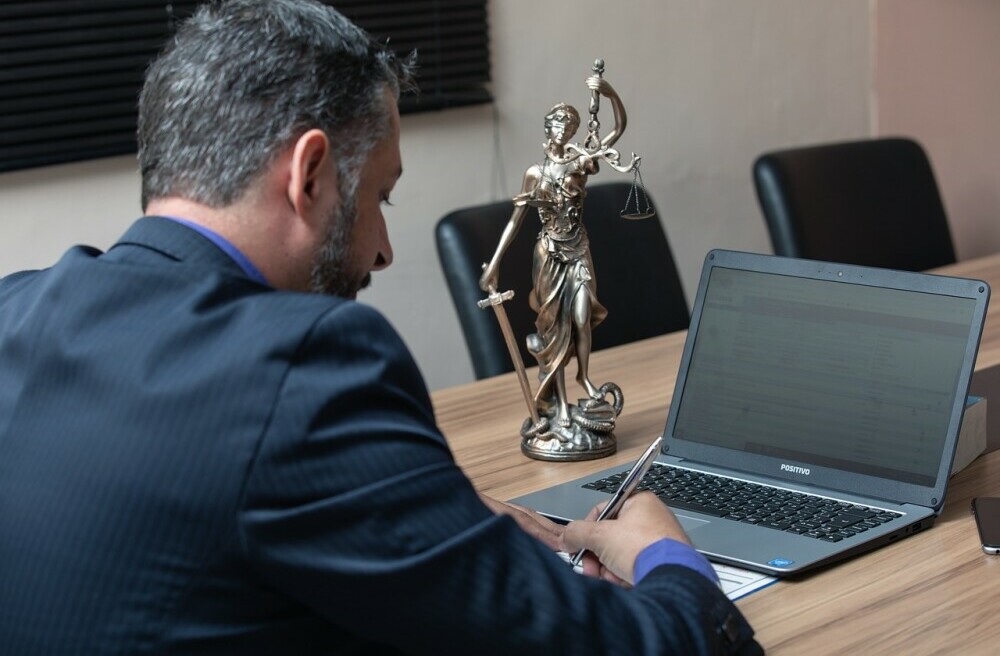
[519,395,619,461]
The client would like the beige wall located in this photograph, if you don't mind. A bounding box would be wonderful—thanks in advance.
[875,0,1000,260]
[0,155,141,276]
[1,1,880,390]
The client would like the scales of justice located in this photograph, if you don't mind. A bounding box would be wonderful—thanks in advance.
[477,59,655,461]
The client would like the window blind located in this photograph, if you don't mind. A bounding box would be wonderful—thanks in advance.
[337,1,492,114]
[0,0,491,174]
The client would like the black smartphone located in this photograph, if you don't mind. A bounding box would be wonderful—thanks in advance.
[971,497,1000,555]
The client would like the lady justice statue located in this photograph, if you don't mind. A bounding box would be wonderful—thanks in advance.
[479,60,650,461]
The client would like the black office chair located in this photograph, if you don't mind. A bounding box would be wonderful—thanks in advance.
[753,137,956,271]
[435,181,689,380]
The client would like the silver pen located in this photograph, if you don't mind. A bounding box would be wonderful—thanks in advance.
[570,435,664,567]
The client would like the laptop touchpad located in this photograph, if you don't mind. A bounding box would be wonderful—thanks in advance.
[676,515,710,532]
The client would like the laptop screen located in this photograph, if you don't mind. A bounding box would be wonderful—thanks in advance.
[672,266,977,487]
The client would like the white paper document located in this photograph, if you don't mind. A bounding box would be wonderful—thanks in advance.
[713,563,777,600]
[558,552,776,601]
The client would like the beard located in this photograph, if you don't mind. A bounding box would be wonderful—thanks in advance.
[309,190,372,298]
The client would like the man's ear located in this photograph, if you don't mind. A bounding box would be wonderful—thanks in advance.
[287,129,336,225]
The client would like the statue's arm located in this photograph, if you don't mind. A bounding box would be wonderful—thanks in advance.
[479,168,540,292]
[586,75,628,149]
[479,204,527,293]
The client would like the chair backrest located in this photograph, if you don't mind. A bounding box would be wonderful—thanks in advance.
[435,181,689,380]
[753,137,956,271]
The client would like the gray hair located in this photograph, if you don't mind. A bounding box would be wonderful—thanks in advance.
[137,0,414,210]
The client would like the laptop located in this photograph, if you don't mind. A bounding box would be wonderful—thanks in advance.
[514,249,990,576]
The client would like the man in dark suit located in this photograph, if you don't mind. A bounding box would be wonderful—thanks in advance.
[0,1,760,653]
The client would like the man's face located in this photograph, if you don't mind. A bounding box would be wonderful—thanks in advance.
[311,93,402,298]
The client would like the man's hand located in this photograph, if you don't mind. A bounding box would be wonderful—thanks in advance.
[559,492,689,585]
[479,493,564,550]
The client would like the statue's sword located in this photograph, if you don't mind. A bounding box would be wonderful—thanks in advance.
[477,286,542,426]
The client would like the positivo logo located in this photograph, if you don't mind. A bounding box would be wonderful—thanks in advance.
[780,463,811,475]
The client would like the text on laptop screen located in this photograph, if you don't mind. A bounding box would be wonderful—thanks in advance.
[673,267,976,487]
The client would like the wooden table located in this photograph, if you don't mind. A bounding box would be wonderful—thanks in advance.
[432,253,1000,654]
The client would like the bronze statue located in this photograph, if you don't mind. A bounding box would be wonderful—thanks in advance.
[479,60,648,461]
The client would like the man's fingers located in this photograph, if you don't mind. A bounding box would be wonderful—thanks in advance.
[600,565,630,588]
[583,500,608,522]
[560,515,611,555]
[479,493,565,550]
[560,493,693,584]
[581,551,602,579]
[516,513,563,550]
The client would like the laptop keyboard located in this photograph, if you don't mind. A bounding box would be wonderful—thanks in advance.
[583,463,903,542]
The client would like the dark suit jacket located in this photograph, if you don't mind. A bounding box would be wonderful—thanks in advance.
[0,217,761,654]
